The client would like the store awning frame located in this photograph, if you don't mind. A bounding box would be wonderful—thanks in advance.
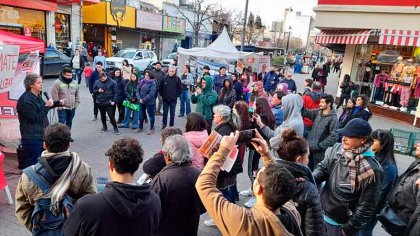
[315,29,372,45]
[379,29,420,47]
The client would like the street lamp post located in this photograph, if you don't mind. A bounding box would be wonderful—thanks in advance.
[285,26,292,54]
[240,0,250,51]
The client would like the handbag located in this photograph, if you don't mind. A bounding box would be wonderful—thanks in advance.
[122,100,139,111]
[378,204,407,235]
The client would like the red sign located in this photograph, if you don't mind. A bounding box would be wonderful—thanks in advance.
[318,0,419,6]
[1,0,57,12]
[24,27,31,36]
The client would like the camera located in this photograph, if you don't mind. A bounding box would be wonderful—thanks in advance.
[236,129,256,144]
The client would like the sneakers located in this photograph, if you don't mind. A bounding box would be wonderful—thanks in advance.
[135,128,142,133]
[100,127,107,133]
[147,129,155,135]
[92,116,97,121]
[240,188,253,197]
[178,114,184,117]
[114,128,120,135]
[204,219,216,227]
[244,196,256,208]
[70,138,74,142]
[155,111,162,116]
[118,124,128,128]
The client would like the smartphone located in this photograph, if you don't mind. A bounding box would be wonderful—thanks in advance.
[248,107,254,118]
[236,129,256,144]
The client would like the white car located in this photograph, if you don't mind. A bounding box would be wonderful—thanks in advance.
[106,49,157,72]
[161,52,177,67]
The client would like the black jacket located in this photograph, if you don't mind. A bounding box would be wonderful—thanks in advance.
[93,78,117,106]
[143,151,166,179]
[17,91,50,140]
[350,106,372,121]
[313,143,383,236]
[388,160,420,236]
[63,182,161,236]
[277,159,324,236]
[214,122,243,176]
[152,69,166,90]
[151,162,205,236]
[159,75,182,101]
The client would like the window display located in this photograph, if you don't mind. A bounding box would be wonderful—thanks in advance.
[55,13,70,54]
[352,45,419,115]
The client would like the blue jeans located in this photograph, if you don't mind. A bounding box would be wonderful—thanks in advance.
[21,139,43,167]
[58,108,76,130]
[356,218,377,236]
[179,90,191,116]
[121,106,139,129]
[73,69,82,84]
[139,104,155,129]
[221,183,238,203]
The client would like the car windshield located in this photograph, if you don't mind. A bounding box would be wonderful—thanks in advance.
[168,53,176,59]
[114,50,135,59]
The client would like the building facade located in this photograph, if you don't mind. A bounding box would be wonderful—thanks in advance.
[314,0,420,126]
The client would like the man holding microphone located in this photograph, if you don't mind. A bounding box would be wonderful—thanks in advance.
[17,73,63,168]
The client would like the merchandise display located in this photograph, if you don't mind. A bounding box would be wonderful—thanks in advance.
[55,13,70,53]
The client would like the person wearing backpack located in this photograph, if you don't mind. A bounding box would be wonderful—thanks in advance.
[378,143,420,236]
[15,123,96,234]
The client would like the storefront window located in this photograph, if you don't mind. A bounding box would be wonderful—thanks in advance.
[55,13,70,54]
[0,5,46,41]
[352,44,419,114]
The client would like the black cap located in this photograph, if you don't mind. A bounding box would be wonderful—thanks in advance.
[154,61,161,65]
[337,118,372,137]
[203,65,210,70]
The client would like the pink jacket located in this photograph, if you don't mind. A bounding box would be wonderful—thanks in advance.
[374,73,389,88]
[183,130,209,169]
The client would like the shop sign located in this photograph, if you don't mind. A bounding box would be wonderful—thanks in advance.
[110,0,126,26]
[162,16,185,34]
[0,6,20,24]
[318,0,419,6]
[24,27,31,36]
[136,10,162,31]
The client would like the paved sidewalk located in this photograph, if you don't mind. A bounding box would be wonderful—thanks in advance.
[0,71,418,236]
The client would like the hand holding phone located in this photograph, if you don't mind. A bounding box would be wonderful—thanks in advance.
[236,129,256,144]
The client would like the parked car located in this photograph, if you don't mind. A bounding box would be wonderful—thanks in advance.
[106,49,158,72]
[162,52,177,67]
[41,48,71,76]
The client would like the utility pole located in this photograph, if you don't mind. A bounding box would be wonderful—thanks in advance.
[285,26,292,54]
[240,0,249,51]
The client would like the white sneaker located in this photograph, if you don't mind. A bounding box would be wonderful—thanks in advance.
[244,197,257,208]
[240,188,252,197]
[204,219,216,227]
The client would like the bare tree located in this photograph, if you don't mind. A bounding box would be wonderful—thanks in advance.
[212,8,243,41]
[178,0,215,47]
[244,12,265,46]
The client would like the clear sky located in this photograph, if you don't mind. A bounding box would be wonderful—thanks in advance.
[209,0,318,27]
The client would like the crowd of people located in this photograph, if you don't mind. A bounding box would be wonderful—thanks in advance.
[14,52,420,236]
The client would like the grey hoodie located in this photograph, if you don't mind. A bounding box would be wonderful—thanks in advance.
[260,94,304,149]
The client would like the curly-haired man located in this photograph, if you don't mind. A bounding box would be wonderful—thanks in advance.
[64,138,161,236]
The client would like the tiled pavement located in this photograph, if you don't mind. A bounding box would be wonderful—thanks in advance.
[1,71,419,236]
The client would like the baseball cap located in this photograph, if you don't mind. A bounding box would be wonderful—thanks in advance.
[337,118,372,137]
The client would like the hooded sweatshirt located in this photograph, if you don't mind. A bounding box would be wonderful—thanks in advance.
[63,182,161,236]
[183,130,209,169]
[260,94,304,149]
[191,75,218,120]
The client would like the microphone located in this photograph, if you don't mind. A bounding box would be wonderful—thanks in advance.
[43,91,50,100]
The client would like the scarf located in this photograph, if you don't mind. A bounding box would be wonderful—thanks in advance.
[40,150,82,214]
[342,142,375,192]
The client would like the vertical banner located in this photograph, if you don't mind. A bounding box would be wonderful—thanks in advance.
[0,44,40,149]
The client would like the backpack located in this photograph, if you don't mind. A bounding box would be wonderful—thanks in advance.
[23,163,74,236]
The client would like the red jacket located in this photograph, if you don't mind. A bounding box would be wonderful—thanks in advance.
[302,93,321,127]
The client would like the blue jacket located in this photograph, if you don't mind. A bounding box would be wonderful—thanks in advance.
[232,80,243,101]
[113,76,126,103]
[263,71,279,92]
[272,104,284,127]
[138,79,156,106]
[213,73,228,94]
[376,160,397,212]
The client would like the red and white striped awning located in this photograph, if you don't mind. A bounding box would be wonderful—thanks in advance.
[315,30,372,45]
[379,29,420,47]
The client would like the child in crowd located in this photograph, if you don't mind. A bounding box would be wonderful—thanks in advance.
[83,62,93,88]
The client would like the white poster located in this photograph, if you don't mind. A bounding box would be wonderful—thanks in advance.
[0,44,20,94]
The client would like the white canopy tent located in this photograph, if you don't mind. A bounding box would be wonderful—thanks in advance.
[177,27,252,60]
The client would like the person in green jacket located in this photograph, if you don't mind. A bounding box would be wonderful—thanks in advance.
[191,75,218,134]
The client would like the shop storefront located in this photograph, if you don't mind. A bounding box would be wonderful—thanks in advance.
[54,13,71,53]
[161,16,186,59]
[0,4,49,41]
[136,10,162,57]
[314,0,420,126]
[82,1,136,57]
